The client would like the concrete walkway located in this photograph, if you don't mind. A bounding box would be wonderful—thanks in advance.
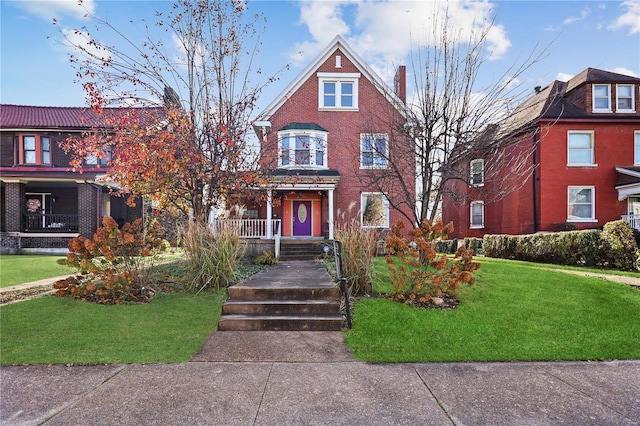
[2,355,639,425]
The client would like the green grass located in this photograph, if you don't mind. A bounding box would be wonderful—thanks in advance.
[345,256,640,362]
[0,255,73,287]
[0,291,225,364]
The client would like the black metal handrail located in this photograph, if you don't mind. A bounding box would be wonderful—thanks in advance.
[23,214,79,233]
[324,239,352,329]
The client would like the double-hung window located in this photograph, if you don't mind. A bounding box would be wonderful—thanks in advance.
[318,72,359,110]
[568,186,595,222]
[86,147,112,167]
[470,201,484,228]
[360,133,388,169]
[278,129,327,168]
[567,131,595,166]
[617,84,635,112]
[593,84,611,112]
[470,159,484,186]
[14,134,51,165]
[361,192,389,228]
[635,131,640,165]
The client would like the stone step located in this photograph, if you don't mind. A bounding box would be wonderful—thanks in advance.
[217,314,343,331]
[228,285,340,301]
[279,241,324,261]
[222,299,340,316]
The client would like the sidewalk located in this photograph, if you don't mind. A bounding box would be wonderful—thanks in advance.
[2,354,639,425]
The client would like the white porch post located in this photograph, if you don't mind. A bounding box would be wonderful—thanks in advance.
[328,188,335,240]
[266,189,273,239]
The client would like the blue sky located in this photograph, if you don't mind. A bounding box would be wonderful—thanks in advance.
[1,0,639,113]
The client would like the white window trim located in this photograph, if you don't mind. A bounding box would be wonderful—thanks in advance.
[567,130,597,167]
[317,72,360,110]
[470,158,484,187]
[635,131,640,165]
[567,186,597,222]
[592,84,611,113]
[470,200,485,229]
[361,192,390,229]
[360,133,389,169]
[277,130,328,169]
[616,84,635,113]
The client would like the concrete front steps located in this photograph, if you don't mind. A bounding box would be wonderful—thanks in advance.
[279,240,324,261]
[218,261,343,331]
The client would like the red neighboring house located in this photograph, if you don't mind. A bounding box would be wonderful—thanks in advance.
[443,68,640,239]
[0,105,143,253]
[250,35,414,243]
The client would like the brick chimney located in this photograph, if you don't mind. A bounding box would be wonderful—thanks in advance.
[394,65,406,103]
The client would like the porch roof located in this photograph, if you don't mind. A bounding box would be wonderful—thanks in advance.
[615,166,640,200]
[268,168,340,189]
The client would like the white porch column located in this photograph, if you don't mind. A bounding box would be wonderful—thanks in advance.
[328,188,335,240]
[266,189,273,239]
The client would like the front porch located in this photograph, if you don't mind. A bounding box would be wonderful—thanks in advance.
[622,214,640,230]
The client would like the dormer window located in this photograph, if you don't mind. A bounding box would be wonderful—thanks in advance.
[617,84,635,112]
[593,84,611,112]
[317,72,360,110]
[278,124,328,169]
[14,134,51,165]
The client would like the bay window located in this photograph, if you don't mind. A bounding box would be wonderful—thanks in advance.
[278,129,327,168]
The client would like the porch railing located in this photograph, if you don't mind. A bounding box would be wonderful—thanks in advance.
[23,214,79,233]
[212,219,282,239]
[622,214,640,230]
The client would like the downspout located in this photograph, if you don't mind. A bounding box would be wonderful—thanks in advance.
[532,129,539,233]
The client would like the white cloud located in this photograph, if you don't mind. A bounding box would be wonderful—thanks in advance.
[609,67,638,77]
[291,0,512,81]
[562,7,591,25]
[10,0,95,21]
[556,72,574,82]
[609,0,640,34]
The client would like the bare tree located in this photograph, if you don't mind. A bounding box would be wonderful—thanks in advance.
[57,0,284,222]
[357,4,552,228]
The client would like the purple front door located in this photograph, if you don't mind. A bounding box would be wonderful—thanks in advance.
[292,201,312,236]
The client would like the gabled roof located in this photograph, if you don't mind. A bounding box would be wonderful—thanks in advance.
[255,35,404,122]
[0,104,164,130]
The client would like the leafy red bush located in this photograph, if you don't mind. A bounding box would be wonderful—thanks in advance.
[54,217,165,304]
[384,220,480,307]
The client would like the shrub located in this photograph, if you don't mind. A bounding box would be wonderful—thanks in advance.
[181,220,242,291]
[602,220,637,270]
[384,220,480,303]
[484,220,637,270]
[435,239,458,254]
[255,251,277,265]
[334,202,377,296]
[54,217,165,304]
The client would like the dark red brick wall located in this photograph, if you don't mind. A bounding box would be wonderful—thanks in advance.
[262,48,415,229]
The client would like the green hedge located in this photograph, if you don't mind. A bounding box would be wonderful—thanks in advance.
[483,220,638,271]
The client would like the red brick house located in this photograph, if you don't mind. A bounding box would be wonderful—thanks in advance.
[443,68,640,239]
[250,35,414,245]
[0,105,142,253]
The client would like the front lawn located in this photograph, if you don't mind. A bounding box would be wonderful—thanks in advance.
[344,256,640,362]
[0,255,73,288]
[0,291,225,364]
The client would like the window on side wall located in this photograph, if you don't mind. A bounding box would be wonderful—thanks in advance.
[568,186,595,222]
[616,84,635,112]
[470,159,484,186]
[317,73,359,110]
[14,134,52,165]
[360,134,388,169]
[567,131,595,166]
[635,131,640,165]
[592,84,611,112]
[85,147,112,167]
[361,192,389,228]
[470,201,484,229]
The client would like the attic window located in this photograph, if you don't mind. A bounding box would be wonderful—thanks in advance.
[617,84,635,112]
[317,72,360,110]
[336,55,342,68]
[593,84,611,112]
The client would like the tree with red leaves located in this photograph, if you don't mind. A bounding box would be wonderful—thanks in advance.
[57,0,284,222]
